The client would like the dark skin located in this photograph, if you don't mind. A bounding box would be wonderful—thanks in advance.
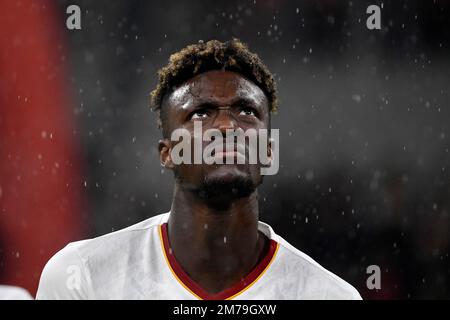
[158,70,274,294]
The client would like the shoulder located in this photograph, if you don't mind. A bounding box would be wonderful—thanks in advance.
[259,221,362,300]
[75,212,167,249]
[279,239,362,299]
[36,240,89,299]
[36,212,168,299]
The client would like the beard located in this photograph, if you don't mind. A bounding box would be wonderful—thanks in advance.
[200,173,256,198]
[174,164,262,210]
[197,169,259,210]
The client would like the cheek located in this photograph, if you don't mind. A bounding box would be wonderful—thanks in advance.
[235,118,267,137]
[175,163,203,179]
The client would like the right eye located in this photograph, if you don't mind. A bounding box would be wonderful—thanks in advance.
[190,110,209,120]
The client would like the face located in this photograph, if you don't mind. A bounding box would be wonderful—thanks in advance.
[158,70,272,204]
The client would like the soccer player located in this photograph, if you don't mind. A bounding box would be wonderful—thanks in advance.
[36,39,361,300]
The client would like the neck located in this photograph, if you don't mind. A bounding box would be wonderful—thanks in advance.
[167,183,267,294]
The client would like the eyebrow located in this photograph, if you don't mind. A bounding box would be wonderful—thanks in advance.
[186,97,262,110]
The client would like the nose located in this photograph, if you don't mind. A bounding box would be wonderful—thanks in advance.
[214,108,237,134]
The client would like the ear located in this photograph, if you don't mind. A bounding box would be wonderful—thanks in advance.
[158,138,174,169]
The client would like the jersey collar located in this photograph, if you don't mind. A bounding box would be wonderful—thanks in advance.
[158,221,279,300]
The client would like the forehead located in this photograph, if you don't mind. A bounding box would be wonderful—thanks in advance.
[165,70,268,109]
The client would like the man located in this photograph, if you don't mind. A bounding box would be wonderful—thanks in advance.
[37,39,361,299]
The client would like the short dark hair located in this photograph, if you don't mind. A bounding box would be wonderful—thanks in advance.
[150,38,278,132]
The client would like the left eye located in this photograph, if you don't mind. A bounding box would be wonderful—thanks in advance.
[239,108,256,117]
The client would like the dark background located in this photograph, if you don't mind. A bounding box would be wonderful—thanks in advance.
[2,0,449,299]
[62,0,450,299]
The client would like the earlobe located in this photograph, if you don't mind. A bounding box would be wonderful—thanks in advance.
[158,139,174,169]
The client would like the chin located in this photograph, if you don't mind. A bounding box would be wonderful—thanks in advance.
[205,165,247,182]
[198,165,257,205]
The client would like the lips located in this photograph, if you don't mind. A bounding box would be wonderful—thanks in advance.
[213,150,242,157]
[211,143,246,162]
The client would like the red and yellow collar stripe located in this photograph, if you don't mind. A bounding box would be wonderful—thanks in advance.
[158,223,279,300]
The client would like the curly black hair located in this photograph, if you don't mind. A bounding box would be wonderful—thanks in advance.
[150,38,278,132]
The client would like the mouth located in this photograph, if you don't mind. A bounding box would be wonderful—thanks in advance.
[213,150,243,158]
[211,144,247,163]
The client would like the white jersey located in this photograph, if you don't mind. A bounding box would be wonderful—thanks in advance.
[0,285,32,300]
[36,212,361,300]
